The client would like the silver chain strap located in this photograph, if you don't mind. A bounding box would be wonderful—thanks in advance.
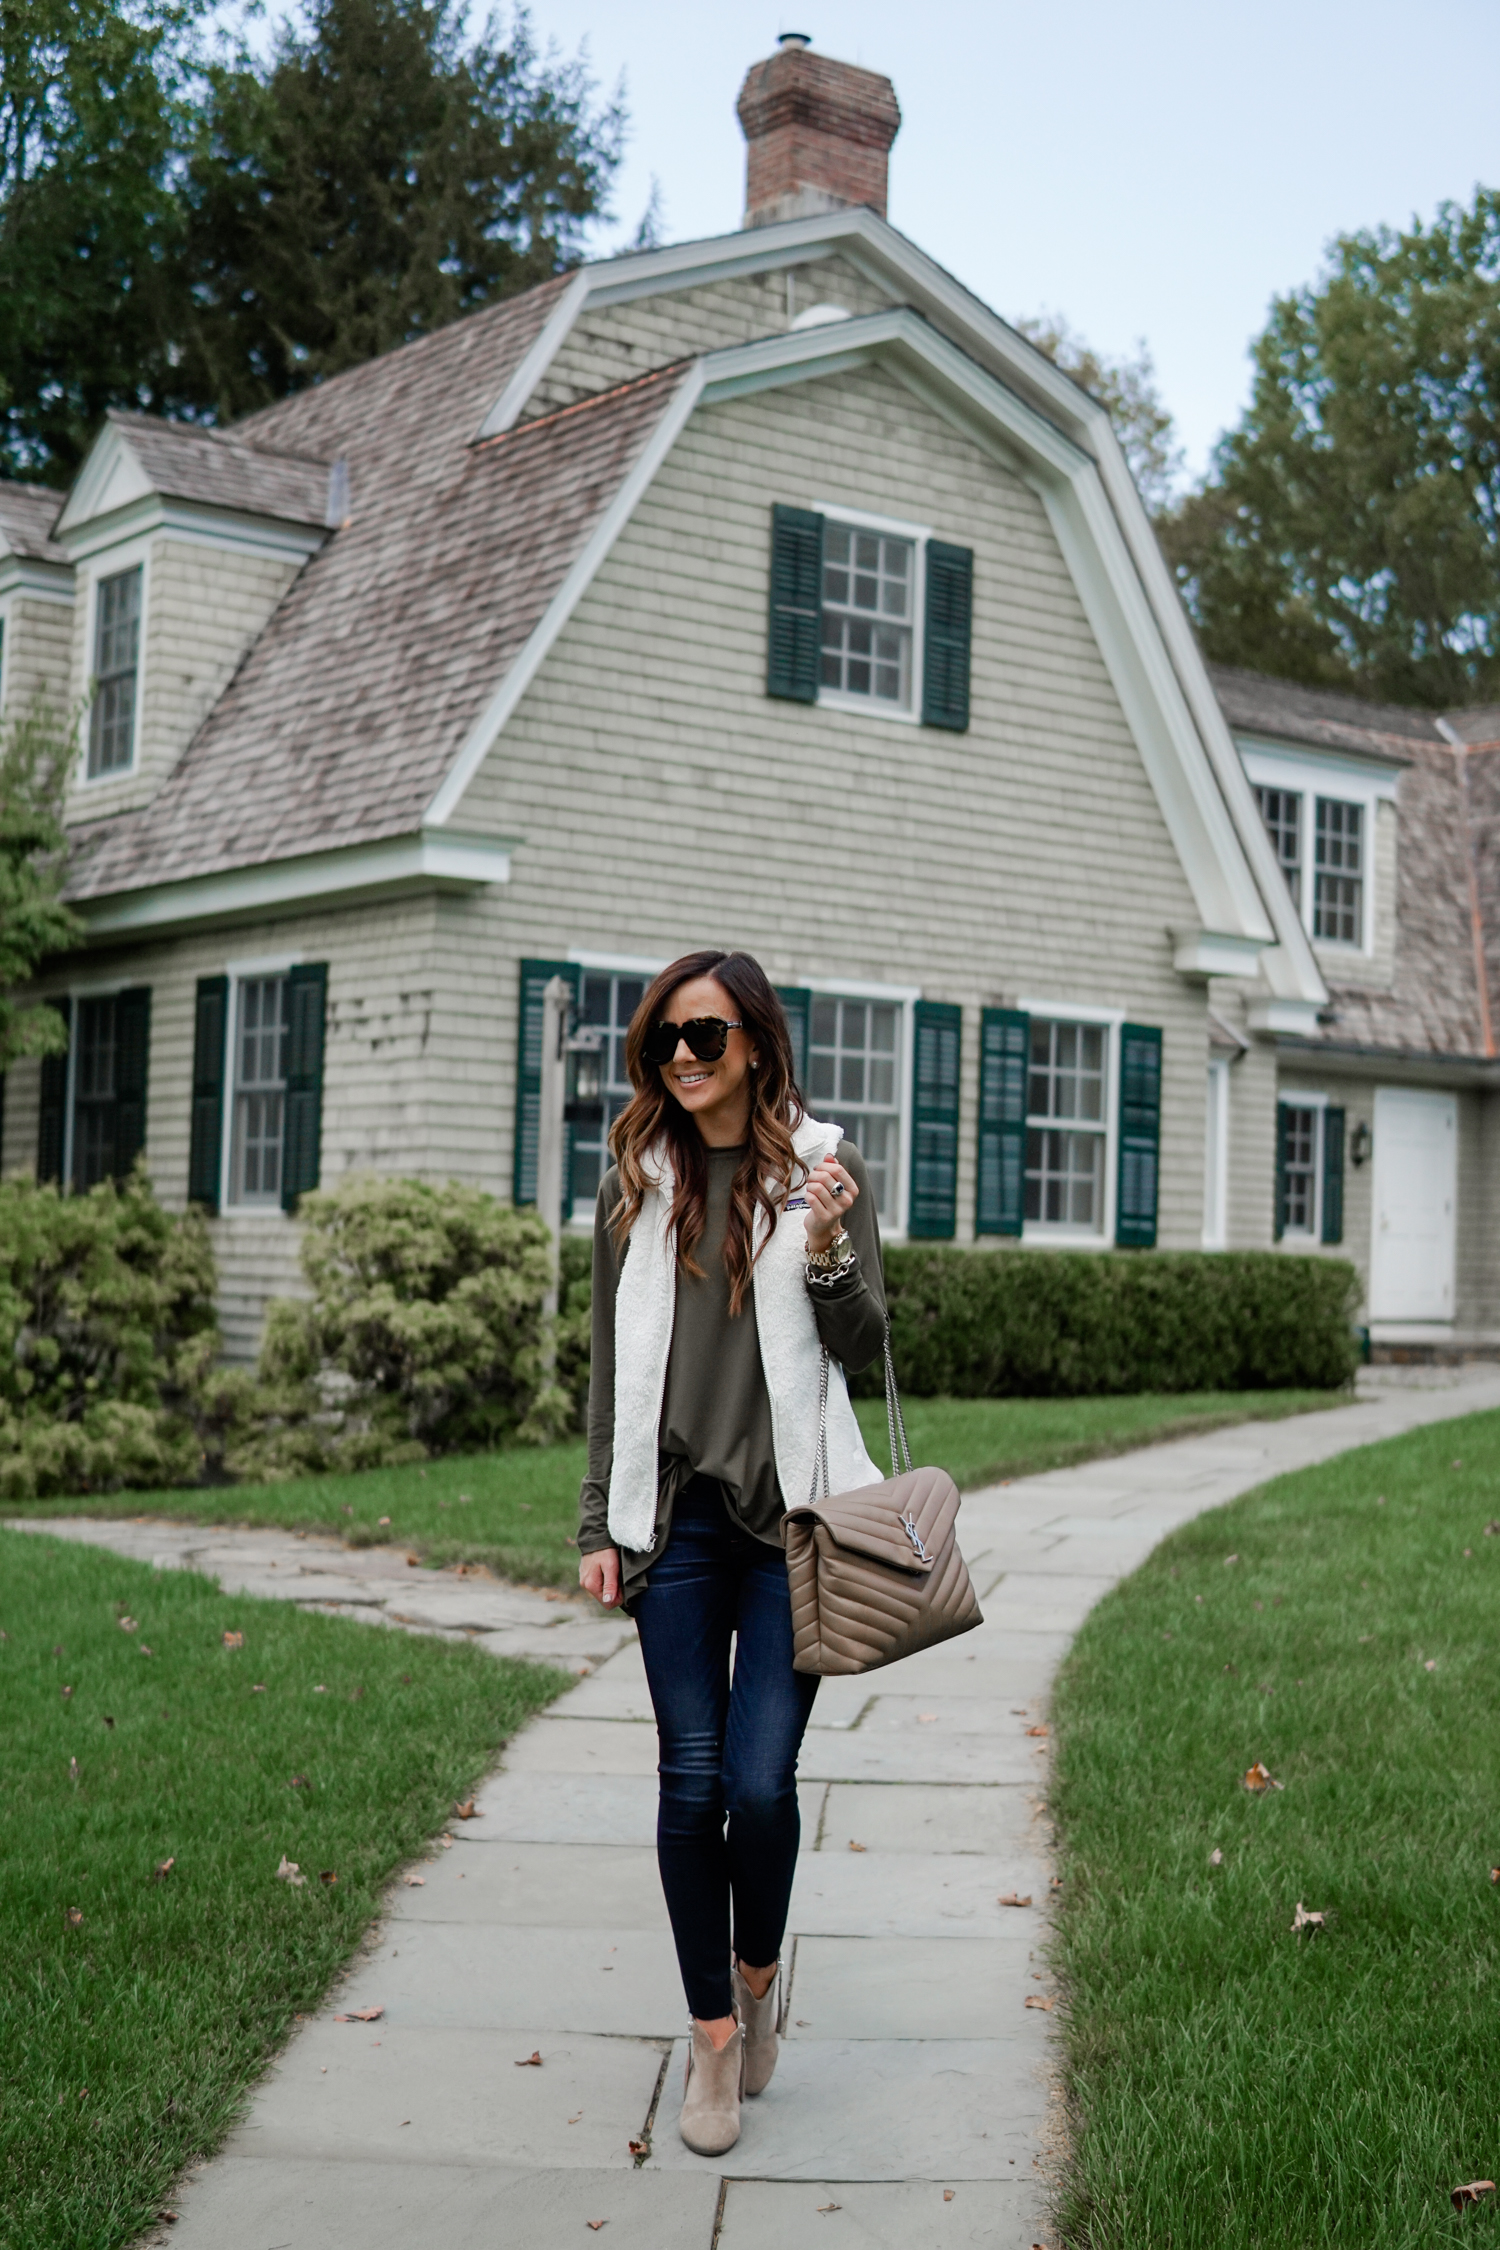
[809,1316,909,1505]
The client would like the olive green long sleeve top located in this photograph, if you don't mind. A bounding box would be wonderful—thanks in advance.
[577,1140,887,1606]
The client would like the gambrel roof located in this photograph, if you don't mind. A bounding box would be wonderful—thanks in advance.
[58,210,1324,1013]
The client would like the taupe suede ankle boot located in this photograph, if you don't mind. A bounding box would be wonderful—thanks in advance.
[679,2018,744,2155]
[732,1962,781,2096]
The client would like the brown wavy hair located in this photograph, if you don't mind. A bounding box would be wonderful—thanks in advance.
[608,949,807,1316]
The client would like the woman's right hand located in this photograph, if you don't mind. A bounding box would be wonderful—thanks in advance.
[579,1545,622,1608]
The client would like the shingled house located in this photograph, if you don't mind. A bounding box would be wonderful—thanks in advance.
[0,34,1480,1357]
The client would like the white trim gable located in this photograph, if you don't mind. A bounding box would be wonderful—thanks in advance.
[463,207,1326,1010]
[56,424,155,537]
[428,306,1288,969]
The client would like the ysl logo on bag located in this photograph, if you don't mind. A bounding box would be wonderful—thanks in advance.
[899,1511,930,1562]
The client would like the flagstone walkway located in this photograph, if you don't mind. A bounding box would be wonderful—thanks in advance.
[17,1365,1500,2250]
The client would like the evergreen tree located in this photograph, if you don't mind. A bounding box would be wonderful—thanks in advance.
[1162,189,1500,708]
[0,0,207,479]
[178,0,622,420]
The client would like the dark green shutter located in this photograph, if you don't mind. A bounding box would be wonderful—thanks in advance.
[922,541,973,731]
[37,1002,70,1183]
[188,976,229,1212]
[1274,1101,1291,1242]
[908,999,961,1239]
[1321,1105,1345,1245]
[767,505,824,703]
[514,958,580,1207]
[281,964,327,1211]
[776,986,812,1093]
[1115,1023,1162,1248]
[114,988,150,1178]
[976,1007,1029,1236]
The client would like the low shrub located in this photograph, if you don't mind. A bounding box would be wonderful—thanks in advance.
[0,1169,219,1499]
[234,1174,574,1479]
[854,1246,1360,1398]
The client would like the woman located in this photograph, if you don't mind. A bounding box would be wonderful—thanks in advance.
[577,949,888,2156]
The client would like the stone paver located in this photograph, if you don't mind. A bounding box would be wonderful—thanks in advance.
[14,1364,1500,2249]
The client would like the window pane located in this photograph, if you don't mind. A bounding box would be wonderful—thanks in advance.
[1255,785,1302,909]
[72,997,119,1190]
[1282,1103,1319,1232]
[806,992,903,1222]
[1024,1019,1108,1231]
[231,976,290,1204]
[1313,799,1363,943]
[87,567,142,778]
[569,972,646,1216]
[819,526,915,708]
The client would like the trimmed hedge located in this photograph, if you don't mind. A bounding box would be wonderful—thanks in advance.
[561,1235,1358,1398]
[854,1246,1360,1398]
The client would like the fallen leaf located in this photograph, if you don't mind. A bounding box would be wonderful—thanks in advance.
[1224,1554,1239,1567]
[454,1799,477,1820]
[1209,1848,1224,1867]
[917,1712,938,1723]
[221,1630,243,1649]
[1291,1901,1326,1934]
[944,2189,955,2201]
[1024,1993,1054,2011]
[290,1775,310,1790]
[1486,1522,1500,1538]
[313,1684,328,1694]
[398,2119,409,2126]
[1050,1875,1064,1891]
[998,1892,1033,1907]
[1243,1761,1283,1793]
[403,1874,425,1887]
[847,1839,866,1852]
[406,1554,419,1568]
[378,1516,391,1526]
[628,2138,648,2156]
[586,2224,607,2233]
[65,1907,84,1927]
[251,1683,267,1694]
[152,1857,175,1881]
[61,1684,73,1700]
[1452,2181,1496,2212]
[1490,1868,1500,1884]
[276,1856,306,1887]
[334,2006,384,2023]
[440,1834,453,1848]
[816,2207,841,2216]
[119,1617,138,1633]
[1426,1659,1438,1672]
[795,2018,811,2027]
[319,1869,337,1885]
[159,2212,178,2223]
[140,1646,153,1657]
[514,2051,543,2067]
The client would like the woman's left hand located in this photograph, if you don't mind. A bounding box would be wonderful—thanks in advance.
[804,1156,858,1255]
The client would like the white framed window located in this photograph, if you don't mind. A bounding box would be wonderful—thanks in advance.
[569,966,650,1220]
[1276,1091,1327,1240]
[811,502,928,725]
[1203,1057,1230,1248]
[806,992,904,1222]
[1025,1019,1109,1233]
[1241,743,1396,956]
[87,565,142,778]
[230,975,291,1205]
[820,522,915,711]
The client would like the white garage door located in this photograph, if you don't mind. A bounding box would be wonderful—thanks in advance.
[1368,1087,1457,1321]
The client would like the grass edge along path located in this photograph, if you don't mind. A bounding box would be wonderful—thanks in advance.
[1049,1404,1500,2250]
[3,1387,1348,1589]
[0,1528,569,2250]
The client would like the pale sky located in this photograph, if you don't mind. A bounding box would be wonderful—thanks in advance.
[535,0,1500,492]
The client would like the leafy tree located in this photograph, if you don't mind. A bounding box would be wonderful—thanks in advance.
[177,0,623,420]
[0,0,208,480]
[1161,189,1500,707]
[1017,314,1183,516]
[0,697,84,1069]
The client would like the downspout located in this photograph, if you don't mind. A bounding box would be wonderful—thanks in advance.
[1438,719,1496,1060]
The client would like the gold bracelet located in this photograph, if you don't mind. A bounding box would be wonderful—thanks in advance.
[805,1228,853,1273]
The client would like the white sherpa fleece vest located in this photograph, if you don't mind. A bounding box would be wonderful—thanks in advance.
[606,1114,884,1553]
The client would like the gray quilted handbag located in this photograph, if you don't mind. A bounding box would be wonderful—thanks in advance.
[783,1330,982,1676]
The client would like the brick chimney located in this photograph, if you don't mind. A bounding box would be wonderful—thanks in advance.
[736,33,900,230]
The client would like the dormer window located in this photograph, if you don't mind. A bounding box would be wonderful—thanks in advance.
[1244,748,1391,955]
[1313,797,1362,943]
[88,565,142,777]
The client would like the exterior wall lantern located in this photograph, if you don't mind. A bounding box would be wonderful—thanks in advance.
[564,1029,605,1127]
[1350,1119,1372,1167]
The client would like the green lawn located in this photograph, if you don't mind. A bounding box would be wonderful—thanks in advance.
[4,1389,1345,1588]
[0,1529,568,2250]
[1050,1404,1500,2250]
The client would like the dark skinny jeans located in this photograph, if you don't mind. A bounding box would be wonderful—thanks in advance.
[632,1473,820,2021]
